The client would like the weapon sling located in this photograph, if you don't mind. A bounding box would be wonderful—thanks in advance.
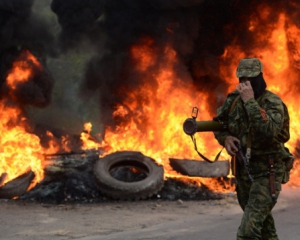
[191,96,240,163]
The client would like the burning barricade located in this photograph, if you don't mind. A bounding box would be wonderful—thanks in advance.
[0,48,233,202]
[1,0,300,204]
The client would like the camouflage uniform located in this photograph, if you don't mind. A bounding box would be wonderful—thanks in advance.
[214,58,289,240]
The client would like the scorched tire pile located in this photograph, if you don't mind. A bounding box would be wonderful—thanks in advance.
[93,151,164,200]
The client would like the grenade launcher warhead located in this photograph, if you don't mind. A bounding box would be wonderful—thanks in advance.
[183,107,227,136]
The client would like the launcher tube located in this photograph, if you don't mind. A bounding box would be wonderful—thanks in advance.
[183,118,227,136]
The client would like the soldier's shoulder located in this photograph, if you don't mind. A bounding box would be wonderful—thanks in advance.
[227,90,239,98]
[262,90,282,103]
[216,91,239,114]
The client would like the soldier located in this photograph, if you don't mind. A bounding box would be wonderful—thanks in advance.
[214,58,291,239]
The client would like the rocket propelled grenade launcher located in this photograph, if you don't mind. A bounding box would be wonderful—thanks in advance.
[183,107,227,136]
[182,107,227,163]
[183,107,254,182]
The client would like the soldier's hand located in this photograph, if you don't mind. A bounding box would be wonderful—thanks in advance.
[236,81,254,102]
[224,136,240,156]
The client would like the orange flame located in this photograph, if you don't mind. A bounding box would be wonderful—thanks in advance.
[92,11,300,192]
[6,50,42,90]
[80,122,100,150]
[101,40,220,162]
[95,38,231,192]
[221,13,300,187]
[0,102,44,187]
[3,8,300,196]
[0,50,44,189]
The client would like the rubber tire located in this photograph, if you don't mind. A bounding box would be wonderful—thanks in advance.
[0,170,35,199]
[93,151,164,200]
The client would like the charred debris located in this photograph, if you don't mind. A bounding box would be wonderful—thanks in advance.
[18,151,231,204]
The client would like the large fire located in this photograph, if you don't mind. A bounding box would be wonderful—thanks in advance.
[97,12,300,189]
[220,13,300,187]
[1,8,299,194]
[0,50,44,188]
[100,39,218,167]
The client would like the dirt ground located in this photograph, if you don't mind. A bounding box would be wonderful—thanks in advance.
[0,185,299,240]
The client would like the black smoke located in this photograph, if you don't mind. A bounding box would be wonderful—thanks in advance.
[0,0,56,108]
[50,0,105,50]
[49,0,300,133]
[0,0,295,135]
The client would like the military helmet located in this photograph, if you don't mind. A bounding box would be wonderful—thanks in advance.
[236,58,263,78]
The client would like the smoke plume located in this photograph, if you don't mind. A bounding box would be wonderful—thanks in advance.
[49,0,300,132]
[2,0,300,135]
[0,0,55,108]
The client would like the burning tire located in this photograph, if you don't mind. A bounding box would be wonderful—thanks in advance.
[93,151,164,200]
[0,170,35,199]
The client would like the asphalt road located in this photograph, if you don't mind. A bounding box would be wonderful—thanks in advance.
[83,185,300,240]
[0,185,299,240]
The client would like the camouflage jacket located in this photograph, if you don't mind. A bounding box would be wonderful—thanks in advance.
[214,90,289,159]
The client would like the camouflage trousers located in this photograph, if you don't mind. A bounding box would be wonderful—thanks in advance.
[235,172,284,240]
